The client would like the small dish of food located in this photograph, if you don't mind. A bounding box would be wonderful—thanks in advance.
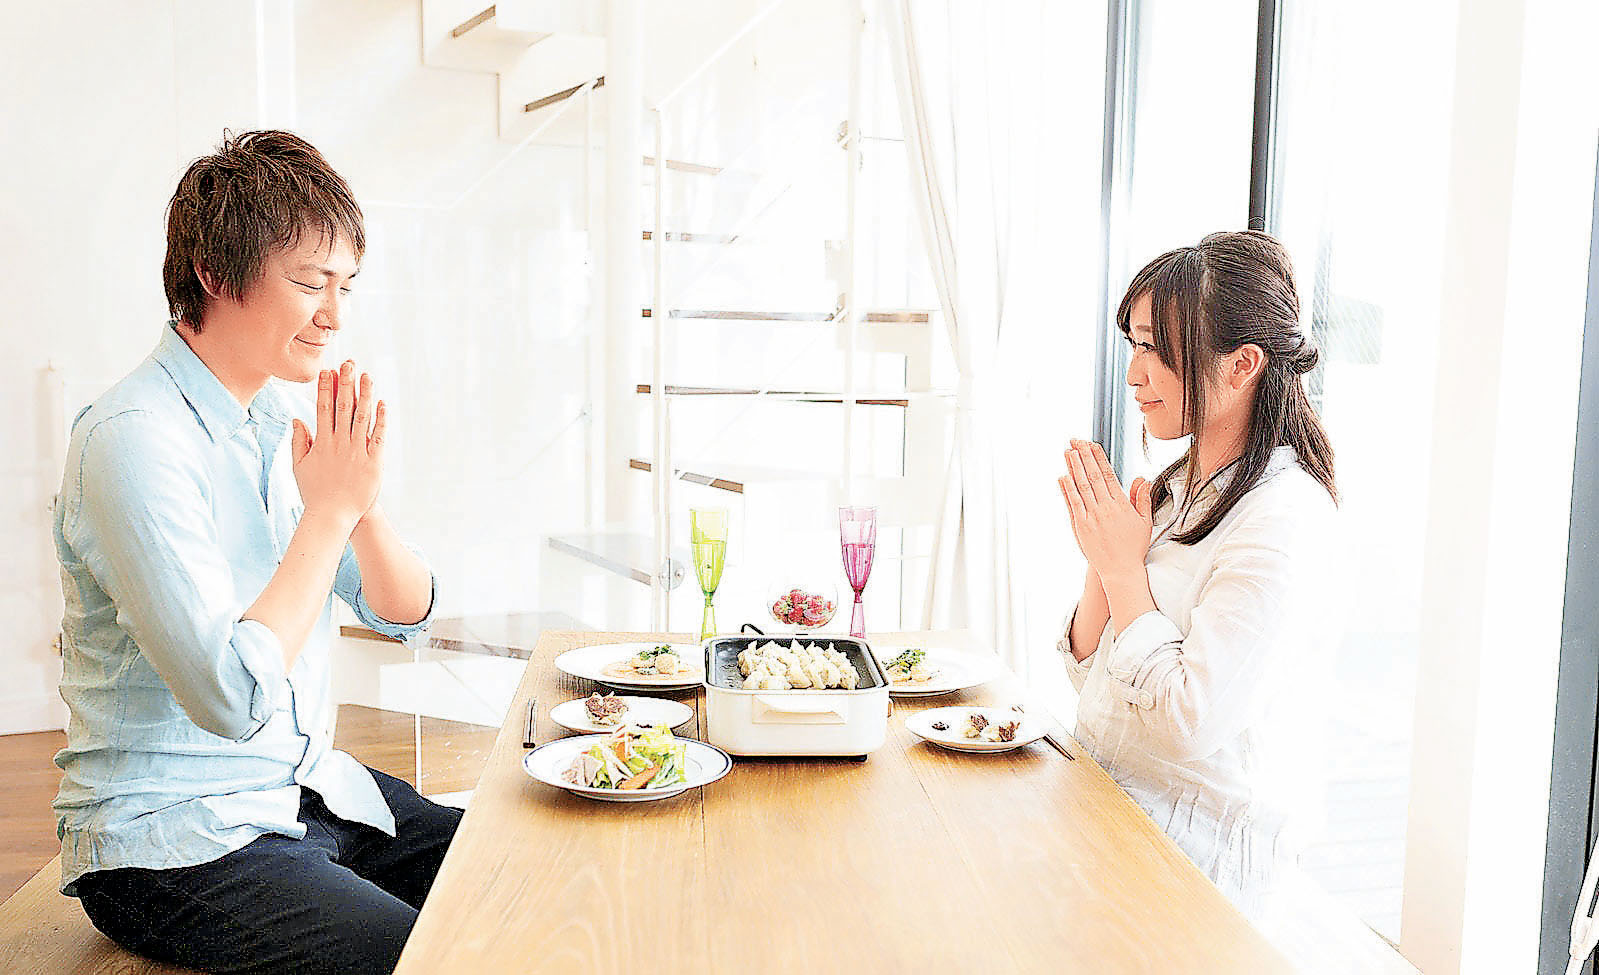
[905,706,1049,753]
[874,646,1004,697]
[602,643,689,679]
[548,694,696,734]
[882,647,940,685]
[522,725,733,802]
[553,642,704,691]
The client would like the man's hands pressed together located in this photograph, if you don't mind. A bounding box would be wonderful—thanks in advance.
[246,360,431,668]
[292,360,385,532]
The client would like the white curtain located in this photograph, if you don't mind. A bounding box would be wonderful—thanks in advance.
[882,0,1040,671]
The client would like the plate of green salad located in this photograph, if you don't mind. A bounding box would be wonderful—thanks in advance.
[522,725,732,802]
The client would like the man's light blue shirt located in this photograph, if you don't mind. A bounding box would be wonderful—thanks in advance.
[52,324,435,895]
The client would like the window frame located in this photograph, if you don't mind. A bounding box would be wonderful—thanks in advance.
[1539,141,1599,975]
[1092,0,1138,476]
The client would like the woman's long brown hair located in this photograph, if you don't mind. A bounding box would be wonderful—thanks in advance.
[1118,230,1337,544]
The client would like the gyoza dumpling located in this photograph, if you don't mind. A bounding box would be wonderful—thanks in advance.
[837,666,860,690]
[754,674,789,691]
[796,661,823,689]
[819,663,842,689]
[738,648,755,676]
[785,663,813,688]
[742,673,765,690]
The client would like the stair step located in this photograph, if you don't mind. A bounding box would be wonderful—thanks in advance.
[641,156,724,176]
[498,33,605,142]
[423,0,550,73]
[626,459,855,494]
[523,75,604,114]
[640,231,741,244]
[635,385,918,407]
[628,459,744,493]
[451,4,498,37]
[640,308,931,324]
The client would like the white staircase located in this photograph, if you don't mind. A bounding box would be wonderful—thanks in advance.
[411,0,948,634]
[420,1,605,145]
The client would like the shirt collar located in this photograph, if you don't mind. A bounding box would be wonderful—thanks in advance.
[152,322,292,442]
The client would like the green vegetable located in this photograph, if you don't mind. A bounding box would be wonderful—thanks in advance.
[586,745,612,788]
[889,648,925,672]
[638,644,676,661]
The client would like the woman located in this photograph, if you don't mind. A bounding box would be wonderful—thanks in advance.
[1058,230,1338,918]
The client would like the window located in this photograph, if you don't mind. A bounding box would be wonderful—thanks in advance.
[1268,0,1460,941]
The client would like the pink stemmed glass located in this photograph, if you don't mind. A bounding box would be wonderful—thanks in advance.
[839,506,878,639]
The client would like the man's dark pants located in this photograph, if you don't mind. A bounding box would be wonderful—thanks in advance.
[75,767,462,975]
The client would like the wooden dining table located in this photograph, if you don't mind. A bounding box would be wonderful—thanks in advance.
[393,628,1292,974]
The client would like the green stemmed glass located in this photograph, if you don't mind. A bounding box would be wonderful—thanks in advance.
[690,507,729,641]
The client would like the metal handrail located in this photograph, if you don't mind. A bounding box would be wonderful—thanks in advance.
[653,0,791,111]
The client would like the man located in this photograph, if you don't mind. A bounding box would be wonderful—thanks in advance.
[52,130,458,974]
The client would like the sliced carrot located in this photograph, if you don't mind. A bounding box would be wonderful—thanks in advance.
[618,764,658,790]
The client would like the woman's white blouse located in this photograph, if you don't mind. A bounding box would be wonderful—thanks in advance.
[1062,446,1338,917]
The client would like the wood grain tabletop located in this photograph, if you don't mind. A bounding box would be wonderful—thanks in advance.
[393,629,1291,974]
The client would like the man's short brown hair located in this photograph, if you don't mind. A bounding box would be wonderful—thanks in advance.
[163,130,365,329]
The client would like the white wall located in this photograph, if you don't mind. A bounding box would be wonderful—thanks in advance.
[0,1,275,734]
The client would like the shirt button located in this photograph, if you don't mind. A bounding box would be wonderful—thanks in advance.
[1139,691,1155,709]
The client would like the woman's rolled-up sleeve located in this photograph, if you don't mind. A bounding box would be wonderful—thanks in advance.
[1100,509,1304,764]
[69,413,289,742]
[1057,602,1096,693]
[333,545,437,641]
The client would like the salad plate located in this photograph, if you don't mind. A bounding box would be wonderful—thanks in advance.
[523,728,732,803]
[549,695,695,734]
[553,642,705,692]
[875,647,1004,697]
[905,706,1049,753]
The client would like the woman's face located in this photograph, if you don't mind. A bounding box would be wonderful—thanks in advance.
[1124,293,1187,440]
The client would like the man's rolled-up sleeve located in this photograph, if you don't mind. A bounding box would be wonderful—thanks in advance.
[70,413,289,741]
[333,544,437,641]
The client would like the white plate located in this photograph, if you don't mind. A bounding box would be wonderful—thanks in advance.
[522,734,732,802]
[905,706,1048,753]
[549,695,695,734]
[875,647,1004,697]
[553,642,706,692]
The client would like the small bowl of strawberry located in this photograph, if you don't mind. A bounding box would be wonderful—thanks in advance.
[767,584,839,631]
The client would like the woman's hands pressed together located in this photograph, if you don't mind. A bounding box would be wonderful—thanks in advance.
[1059,439,1158,638]
[1059,440,1153,583]
[291,360,385,532]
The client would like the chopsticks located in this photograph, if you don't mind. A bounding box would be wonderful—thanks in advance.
[522,697,538,749]
[1043,730,1076,761]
